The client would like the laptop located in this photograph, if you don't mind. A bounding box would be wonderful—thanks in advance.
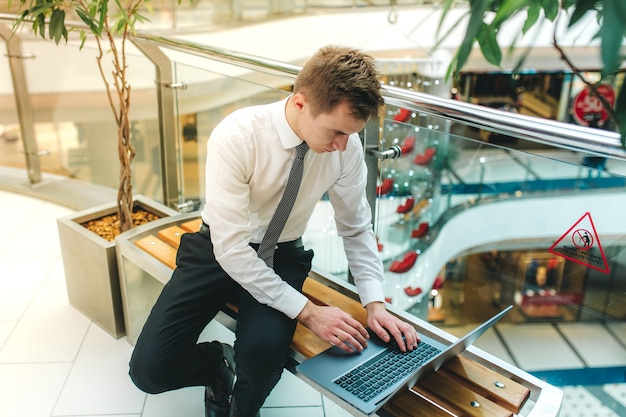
[296,305,512,416]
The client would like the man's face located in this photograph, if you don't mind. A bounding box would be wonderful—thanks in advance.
[296,97,367,154]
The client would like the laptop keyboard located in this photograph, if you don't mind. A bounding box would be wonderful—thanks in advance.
[333,340,441,402]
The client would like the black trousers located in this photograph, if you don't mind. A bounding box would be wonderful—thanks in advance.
[129,229,313,417]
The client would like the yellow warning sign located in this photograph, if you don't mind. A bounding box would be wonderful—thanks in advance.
[548,212,609,274]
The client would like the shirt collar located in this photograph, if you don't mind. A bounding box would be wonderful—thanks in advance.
[273,96,304,150]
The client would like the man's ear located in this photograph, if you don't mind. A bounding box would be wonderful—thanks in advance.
[291,92,307,113]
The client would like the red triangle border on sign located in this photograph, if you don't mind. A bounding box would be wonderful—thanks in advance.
[548,212,610,274]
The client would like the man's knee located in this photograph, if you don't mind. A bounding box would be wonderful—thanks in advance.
[128,352,169,394]
[236,333,291,379]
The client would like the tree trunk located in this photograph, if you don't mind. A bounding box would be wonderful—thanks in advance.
[117,96,134,233]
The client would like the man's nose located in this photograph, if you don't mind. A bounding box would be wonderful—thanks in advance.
[333,136,349,151]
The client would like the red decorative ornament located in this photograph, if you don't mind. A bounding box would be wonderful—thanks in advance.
[400,136,414,154]
[389,251,418,273]
[411,222,429,238]
[376,178,393,195]
[393,108,411,123]
[396,197,415,214]
[404,286,423,296]
[414,147,436,165]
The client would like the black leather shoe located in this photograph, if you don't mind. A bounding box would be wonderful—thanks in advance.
[205,343,236,417]
[204,394,230,417]
[230,398,261,417]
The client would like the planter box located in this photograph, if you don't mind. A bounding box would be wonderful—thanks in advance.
[57,195,178,338]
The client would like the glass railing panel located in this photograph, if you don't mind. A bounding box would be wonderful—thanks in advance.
[0,37,21,169]
[376,102,626,331]
[167,58,293,210]
[1,34,162,201]
[167,57,351,276]
[1,37,103,180]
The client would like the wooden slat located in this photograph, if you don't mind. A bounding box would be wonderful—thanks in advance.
[443,356,530,413]
[416,370,514,417]
[295,279,367,358]
[180,218,202,233]
[157,225,187,249]
[384,389,461,417]
[135,235,178,270]
[302,278,367,324]
[291,323,332,358]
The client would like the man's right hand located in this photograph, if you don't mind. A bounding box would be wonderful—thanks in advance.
[296,301,369,353]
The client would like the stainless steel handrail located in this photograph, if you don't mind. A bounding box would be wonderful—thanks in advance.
[2,12,623,160]
[134,33,626,159]
[383,85,626,158]
[134,33,301,80]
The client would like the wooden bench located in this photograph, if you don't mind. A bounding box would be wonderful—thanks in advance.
[117,215,561,417]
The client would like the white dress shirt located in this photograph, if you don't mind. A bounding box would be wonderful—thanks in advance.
[201,97,385,319]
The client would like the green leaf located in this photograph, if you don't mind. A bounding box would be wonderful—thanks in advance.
[568,0,597,28]
[114,17,127,33]
[37,13,45,38]
[144,2,154,15]
[614,80,626,146]
[436,0,459,38]
[134,12,152,25]
[48,8,65,44]
[492,0,529,29]
[600,0,626,75]
[433,12,469,52]
[98,0,108,32]
[79,30,87,50]
[75,8,100,34]
[455,0,490,74]
[539,0,559,21]
[478,22,502,65]
[523,1,540,34]
[113,0,132,33]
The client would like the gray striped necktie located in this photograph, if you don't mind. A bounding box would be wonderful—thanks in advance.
[258,141,309,267]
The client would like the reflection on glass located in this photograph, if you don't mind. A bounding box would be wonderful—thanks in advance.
[373,103,626,330]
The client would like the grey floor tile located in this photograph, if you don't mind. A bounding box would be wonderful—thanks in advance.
[0,363,71,417]
[0,283,90,363]
[498,323,584,371]
[560,386,619,417]
[558,322,626,367]
[53,324,145,416]
[260,406,325,416]
[143,387,203,417]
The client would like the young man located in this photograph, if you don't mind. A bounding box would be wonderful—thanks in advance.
[129,45,420,417]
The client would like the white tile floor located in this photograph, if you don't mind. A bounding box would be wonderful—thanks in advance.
[0,190,350,417]
[1,188,626,417]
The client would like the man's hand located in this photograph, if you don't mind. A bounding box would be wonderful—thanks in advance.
[297,301,369,353]
[366,302,420,352]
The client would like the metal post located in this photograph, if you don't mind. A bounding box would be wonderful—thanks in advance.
[0,24,42,184]
[131,39,182,210]
[363,115,381,229]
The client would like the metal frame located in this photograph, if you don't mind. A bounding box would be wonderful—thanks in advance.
[0,23,42,183]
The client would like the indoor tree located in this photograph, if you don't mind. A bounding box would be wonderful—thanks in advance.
[11,0,182,233]
[436,0,626,144]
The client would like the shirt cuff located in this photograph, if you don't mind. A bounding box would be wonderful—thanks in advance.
[355,283,386,308]
[273,285,310,320]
